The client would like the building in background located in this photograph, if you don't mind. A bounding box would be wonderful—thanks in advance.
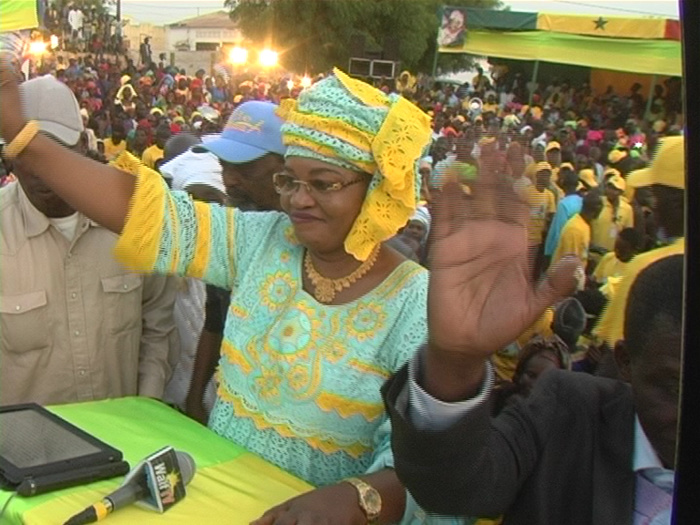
[166,11,241,52]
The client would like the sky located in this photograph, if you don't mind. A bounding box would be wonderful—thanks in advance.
[117,0,680,26]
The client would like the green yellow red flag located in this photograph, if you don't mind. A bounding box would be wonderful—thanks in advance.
[536,13,668,40]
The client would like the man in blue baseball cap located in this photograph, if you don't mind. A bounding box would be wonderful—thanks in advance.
[185,100,287,424]
[194,100,286,210]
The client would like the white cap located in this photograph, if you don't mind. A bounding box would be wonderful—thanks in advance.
[160,149,226,194]
[19,75,84,146]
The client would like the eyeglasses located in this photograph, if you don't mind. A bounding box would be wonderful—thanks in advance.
[272,172,366,196]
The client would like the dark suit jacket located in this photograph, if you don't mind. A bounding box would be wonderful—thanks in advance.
[382,366,637,525]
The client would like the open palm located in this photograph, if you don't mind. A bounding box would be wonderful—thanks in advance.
[427,164,578,362]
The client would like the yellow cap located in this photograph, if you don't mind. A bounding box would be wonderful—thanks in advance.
[608,149,628,164]
[559,162,575,171]
[606,173,626,191]
[627,136,685,190]
[545,141,561,153]
[578,168,598,188]
[603,167,621,181]
[535,161,552,173]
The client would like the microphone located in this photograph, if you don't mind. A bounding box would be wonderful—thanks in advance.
[63,448,195,525]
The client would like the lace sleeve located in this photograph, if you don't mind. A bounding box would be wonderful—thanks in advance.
[114,165,236,289]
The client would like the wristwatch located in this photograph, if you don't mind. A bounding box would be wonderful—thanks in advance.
[343,477,382,524]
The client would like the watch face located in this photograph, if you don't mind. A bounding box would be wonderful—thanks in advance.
[363,488,382,516]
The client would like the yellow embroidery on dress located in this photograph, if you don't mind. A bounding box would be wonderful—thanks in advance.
[283,225,298,245]
[114,164,165,272]
[321,339,347,363]
[187,201,212,279]
[347,358,391,380]
[221,339,253,375]
[110,150,142,174]
[315,392,385,422]
[287,365,311,392]
[255,363,284,400]
[166,192,181,274]
[227,207,236,285]
[345,302,387,342]
[375,262,425,299]
[260,270,296,311]
[230,303,248,319]
[218,387,371,458]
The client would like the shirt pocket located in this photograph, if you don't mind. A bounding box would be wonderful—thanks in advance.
[0,290,50,353]
[101,273,143,334]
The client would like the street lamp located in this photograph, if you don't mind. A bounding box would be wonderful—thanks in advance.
[300,76,312,89]
[259,49,278,68]
[229,46,248,65]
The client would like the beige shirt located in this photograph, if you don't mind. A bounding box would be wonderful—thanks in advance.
[0,182,180,405]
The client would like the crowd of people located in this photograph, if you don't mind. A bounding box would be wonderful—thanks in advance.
[0,28,685,525]
[42,0,126,54]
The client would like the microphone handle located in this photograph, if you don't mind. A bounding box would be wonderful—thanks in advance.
[62,482,149,525]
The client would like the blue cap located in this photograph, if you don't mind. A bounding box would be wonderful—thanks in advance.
[195,101,286,163]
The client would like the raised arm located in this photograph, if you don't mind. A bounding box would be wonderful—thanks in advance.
[1,53,133,233]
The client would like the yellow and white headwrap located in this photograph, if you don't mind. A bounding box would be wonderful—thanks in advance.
[276,68,432,261]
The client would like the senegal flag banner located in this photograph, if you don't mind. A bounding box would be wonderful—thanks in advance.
[0,0,38,32]
[537,13,668,40]
[436,7,681,77]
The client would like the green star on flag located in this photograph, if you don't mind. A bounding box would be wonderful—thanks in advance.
[593,16,608,30]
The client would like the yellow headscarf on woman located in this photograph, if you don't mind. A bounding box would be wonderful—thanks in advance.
[276,68,432,261]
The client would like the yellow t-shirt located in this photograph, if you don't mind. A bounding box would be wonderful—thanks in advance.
[103,138,127,162]
[592,252,629,283]
[593,238,685,347]
[590,199,634,252]
[524,160,538,183]
[521,186,556,245]
[491,308,554,382]
[141,145,164,169]
[551,214,590,268]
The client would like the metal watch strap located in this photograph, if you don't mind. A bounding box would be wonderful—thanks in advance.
[343,477,382,524]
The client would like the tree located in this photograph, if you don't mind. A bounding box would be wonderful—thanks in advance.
[226,0,501,75]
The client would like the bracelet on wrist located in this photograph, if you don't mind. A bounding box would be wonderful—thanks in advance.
[4,120,40,160]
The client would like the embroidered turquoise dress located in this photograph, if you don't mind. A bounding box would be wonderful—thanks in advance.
[116,168,428,490]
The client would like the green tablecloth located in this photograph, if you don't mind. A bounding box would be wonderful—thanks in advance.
[0,397,311,524]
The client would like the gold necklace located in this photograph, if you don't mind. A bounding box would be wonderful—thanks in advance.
[304,244,381,304]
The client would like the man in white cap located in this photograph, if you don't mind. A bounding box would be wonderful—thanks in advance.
[0,75,179,406]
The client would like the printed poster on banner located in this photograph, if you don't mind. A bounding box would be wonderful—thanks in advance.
[437,6,468,49]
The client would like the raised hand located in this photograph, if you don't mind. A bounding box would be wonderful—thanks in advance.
[424,154,579,400]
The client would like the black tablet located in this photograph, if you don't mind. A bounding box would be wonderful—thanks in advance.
[0,403,129,496]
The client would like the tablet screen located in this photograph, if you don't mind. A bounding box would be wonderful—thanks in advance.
[0,408,102,468]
